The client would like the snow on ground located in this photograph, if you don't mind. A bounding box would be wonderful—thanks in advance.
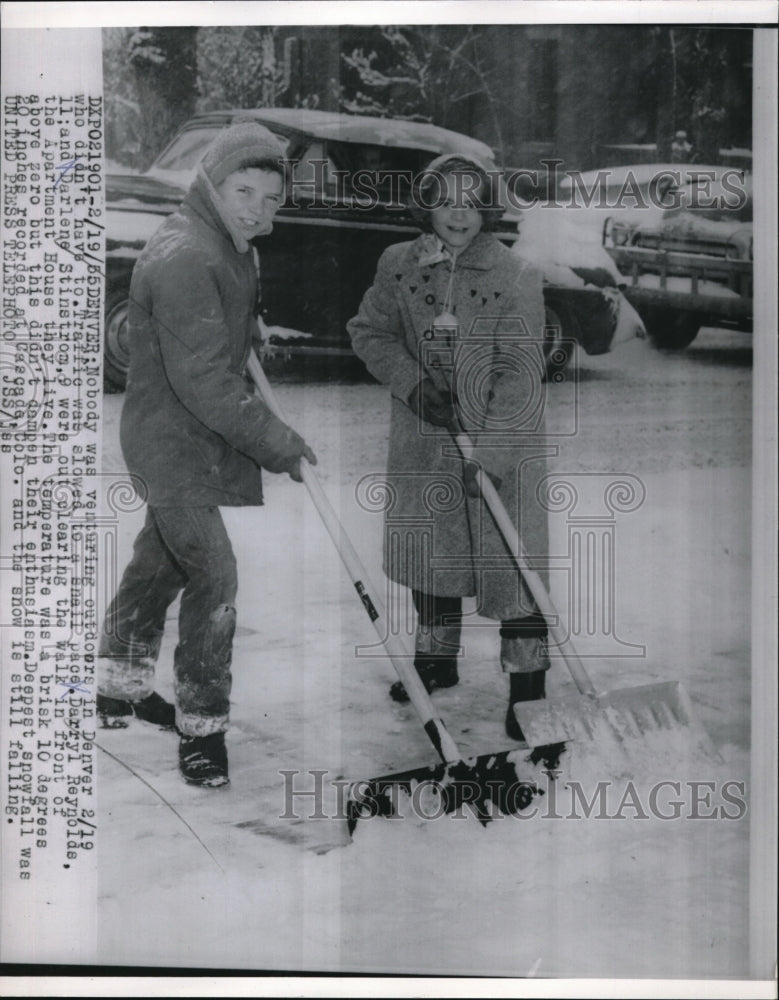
[97,346,751,978]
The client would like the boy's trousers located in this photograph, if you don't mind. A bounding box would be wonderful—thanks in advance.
[98,506,238,737]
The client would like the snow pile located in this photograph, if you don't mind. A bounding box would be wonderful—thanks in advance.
[98,723,748,977]
[612,294,646,344]
[515,203,624,287]
[96,372,751,978]
[513,203,647,346]
[263,324,315,342]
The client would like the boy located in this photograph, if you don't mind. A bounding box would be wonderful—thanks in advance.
[97,122,316,787]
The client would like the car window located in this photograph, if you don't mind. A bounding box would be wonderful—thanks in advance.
[289,140,435,205]
[328,142,437,204]
[292,140,340,198]
[333,142,431,175]
[326,141,435,203]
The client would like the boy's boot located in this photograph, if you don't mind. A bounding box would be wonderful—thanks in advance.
[178,731,229,788]
[97,691,177,731]
[501,614,549,742]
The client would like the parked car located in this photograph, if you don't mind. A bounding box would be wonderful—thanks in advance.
[567,163,754,349]
[602,167,752,249]
[603,169,753,348]
[104,109,626,389]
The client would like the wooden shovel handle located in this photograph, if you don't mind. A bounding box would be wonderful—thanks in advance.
[246,348,462,763]
[453,432,598,698]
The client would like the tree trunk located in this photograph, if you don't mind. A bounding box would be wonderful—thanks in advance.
[129,27,198,169]
[655,28,675,161]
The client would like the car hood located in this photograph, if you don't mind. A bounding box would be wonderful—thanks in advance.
[106,172,187,210]
[106,173,186,250]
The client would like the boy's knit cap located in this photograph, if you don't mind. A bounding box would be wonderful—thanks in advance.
[201,121,286,186]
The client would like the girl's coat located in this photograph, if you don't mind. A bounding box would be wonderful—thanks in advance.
[348,230,550,620]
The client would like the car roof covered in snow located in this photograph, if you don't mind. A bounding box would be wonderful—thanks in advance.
[180,108,497,162]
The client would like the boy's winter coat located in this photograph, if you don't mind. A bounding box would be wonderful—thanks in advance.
[121,172,301,507]
[347,230,550,621]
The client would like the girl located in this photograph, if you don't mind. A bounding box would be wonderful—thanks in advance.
[347,153,551,740]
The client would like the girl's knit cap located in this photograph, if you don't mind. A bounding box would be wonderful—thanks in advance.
[201,121,286,186]
[410,152,506,231]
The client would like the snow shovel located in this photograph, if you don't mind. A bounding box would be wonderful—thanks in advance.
[452,430,720,767]
[246,349,566,834]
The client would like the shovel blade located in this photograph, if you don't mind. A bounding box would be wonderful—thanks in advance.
[513,680,721,766]
[346,742,568,834]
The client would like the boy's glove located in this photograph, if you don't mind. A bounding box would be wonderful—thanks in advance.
[407,378,459,429]
[463,460,502,498]
[260,417,318,478]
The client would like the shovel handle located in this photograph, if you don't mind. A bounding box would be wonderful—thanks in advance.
[246,348,462,764]
[454,432,597,698]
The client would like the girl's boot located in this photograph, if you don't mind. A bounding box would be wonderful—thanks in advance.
[390,592,462,703]
[501,614,549,741]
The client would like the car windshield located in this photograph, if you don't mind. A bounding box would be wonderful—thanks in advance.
[664,175,753,222]
[153,127,223,171]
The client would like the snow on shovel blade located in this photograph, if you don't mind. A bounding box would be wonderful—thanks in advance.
[513,680,722,768]
[346,742,568,834]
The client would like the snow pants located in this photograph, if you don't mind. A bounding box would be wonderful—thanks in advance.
[98,506,237,737]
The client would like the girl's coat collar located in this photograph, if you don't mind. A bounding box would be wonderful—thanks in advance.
[413,231,498,271]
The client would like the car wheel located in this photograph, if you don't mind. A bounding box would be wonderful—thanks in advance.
[542,304,575,382]
[104,287,131,391]
[644,308,700,350]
